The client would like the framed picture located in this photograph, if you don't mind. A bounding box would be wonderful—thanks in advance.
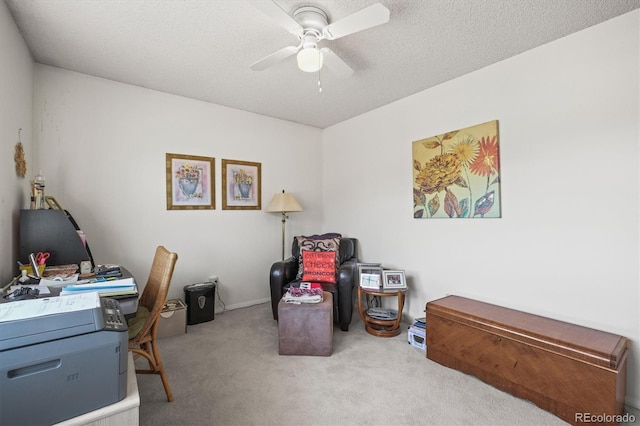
[412,120,501,219]
[383,270,407,289]
[166,153,215,210]
[359,265,383,290]
[222,159,262,210]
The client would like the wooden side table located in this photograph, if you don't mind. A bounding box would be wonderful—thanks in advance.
[357,286,407,337]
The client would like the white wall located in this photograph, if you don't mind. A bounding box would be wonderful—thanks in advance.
[323,11,639,407]
[0,2,34,284]
[32,66,323,308]
[6,3,639,410]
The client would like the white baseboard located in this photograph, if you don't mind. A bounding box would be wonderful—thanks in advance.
[215,297,269,313]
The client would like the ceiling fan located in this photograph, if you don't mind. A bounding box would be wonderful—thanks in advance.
[250,1,390,78]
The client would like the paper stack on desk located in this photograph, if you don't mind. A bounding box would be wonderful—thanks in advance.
[60,277,136,297]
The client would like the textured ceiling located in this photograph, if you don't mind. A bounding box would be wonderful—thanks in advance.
[5,0,640,128]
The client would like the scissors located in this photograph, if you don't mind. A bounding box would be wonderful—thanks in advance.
[35,251,50,265]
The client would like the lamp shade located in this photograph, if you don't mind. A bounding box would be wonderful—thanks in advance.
[266,191,303,213]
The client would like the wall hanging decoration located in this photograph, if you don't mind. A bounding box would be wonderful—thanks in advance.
[222,159,262,210]
[14,128,27,177]
[412,120,501,219]
[166,153,215,210]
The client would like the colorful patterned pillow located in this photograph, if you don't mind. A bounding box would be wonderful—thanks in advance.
[301,250,337,283]
[295,235,341,280]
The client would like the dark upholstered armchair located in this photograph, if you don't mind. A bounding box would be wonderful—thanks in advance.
[270,236,358,331]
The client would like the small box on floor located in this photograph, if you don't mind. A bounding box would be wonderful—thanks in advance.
[408,325,426,350]
[158,299,187,339]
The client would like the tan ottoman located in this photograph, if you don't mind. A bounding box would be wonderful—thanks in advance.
[278,291,333,356]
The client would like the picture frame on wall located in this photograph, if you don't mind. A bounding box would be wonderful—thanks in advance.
[359,265,383,290]
[166,153,215,210]
[412,120,501,219]
[222,159,262,210]
[382,270,407,290]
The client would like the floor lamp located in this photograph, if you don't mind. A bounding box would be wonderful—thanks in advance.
[266,190,303,260]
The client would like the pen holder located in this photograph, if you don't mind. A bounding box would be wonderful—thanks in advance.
[20,264,45,276]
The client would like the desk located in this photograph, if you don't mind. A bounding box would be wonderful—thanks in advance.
[55,353,139,426]
[2,267,139,319]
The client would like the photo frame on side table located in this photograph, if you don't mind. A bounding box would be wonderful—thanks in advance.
[222,159,262,210]
[166,153,215,210]
[383,270,407,290]
[359,265,383,290]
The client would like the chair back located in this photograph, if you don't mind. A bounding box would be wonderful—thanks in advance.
[132,246,178,342]
[291,237,357,264]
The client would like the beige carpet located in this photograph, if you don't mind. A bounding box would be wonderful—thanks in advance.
[135,302,633,426]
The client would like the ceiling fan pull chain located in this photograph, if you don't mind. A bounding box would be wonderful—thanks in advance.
[318,61,322,93]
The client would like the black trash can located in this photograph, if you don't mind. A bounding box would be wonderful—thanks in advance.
[184,282,215,325]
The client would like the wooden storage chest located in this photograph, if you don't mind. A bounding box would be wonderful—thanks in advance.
[426,295,629,425]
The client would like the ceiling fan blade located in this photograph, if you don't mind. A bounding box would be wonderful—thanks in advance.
[320,48,353,78]
[250,46,299,71]
[322,3,390,40]
[250,0,303,36]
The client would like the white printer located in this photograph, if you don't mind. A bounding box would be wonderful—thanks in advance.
[0,292,129,425]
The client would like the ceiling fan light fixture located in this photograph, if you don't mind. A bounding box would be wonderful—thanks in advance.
[297,47,323,72]
[251,2,389,76]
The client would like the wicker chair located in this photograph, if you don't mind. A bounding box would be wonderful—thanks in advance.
[127,246,178,402]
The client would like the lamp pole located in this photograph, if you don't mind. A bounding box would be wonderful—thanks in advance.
[280,210,287,261]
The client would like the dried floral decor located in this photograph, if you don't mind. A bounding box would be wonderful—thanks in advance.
[14,142,26,177]
[412,120,501,218]
[14,128,26,177]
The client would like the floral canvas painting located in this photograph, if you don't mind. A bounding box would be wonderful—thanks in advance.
[412,120,501,218]
[222,159,262,210]
[166,153,215,210]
